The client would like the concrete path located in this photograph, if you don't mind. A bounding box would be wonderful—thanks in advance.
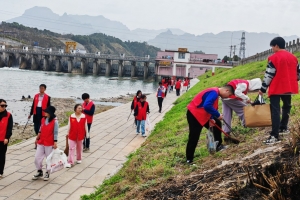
[0,79,198,200]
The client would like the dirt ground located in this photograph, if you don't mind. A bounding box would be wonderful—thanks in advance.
[9,95,133,145]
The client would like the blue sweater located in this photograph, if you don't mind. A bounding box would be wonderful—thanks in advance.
[197,91,220,118]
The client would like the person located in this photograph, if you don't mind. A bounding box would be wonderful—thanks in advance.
[186,85,234,164]
[183,78,189,93]
[222,78,262,135]
[171,78,175,92]
[32,106,58,181]
[259,37,300,144]
[134,95,150,137]
[131,90,142,126]
[65,104,88,168]
[0,99,13,178]
[28,84,51,149]
[82,93,95,152]
[175,79,181,96]
[163,79,169,97]
[157,82,166,113]
[168,79,172,93]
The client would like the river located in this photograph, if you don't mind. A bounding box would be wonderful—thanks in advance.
[0,67,157,100]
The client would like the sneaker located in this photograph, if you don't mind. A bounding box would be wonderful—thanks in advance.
[264,136,281,145]
[84,148,90,152]
[83,148,87,152]
[142,134,147,138]
[217,144,228,152]
[65,163,72,168]
[136,132,140,135]
[279,129,290,135]
[186,160,193,165]
[43,172,50,181]
[77,160,82,164]
[32,170,43,180]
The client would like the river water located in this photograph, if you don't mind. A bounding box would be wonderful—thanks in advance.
[0,67,158,124]
[0,67,157,100]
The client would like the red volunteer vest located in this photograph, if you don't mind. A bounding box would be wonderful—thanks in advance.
[38,118,56,146]
[171,80,174,86]
[136,101,148,121]
[133,96,140,109]
[187,87,219,126]
[33,93,49,116]
[156,86,165,98]
[175,81,181,89]
[227,79,249,100]
[69,115,87,141]
[268,51,298,96]
[183,80,188,86]
[0,112,10,141]
[82,101,94,123]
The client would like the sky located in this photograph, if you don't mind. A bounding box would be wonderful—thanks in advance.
[0,0,298,36]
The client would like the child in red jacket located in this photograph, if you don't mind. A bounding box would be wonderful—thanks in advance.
[134,95,150,137]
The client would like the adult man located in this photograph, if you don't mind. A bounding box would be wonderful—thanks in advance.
[175,79,181,96]
[186,85,234,164]
[29,84,51,148]
[222,78,262,134]
[0,99,13,177]
[82,93,95,152]
[156,82,166,113]
[259,37,300,144]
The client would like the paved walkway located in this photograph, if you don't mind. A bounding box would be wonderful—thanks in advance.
[0,79,198,200]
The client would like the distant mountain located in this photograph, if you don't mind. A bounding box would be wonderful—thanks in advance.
[148,30,300,58]
[131,28,186,42]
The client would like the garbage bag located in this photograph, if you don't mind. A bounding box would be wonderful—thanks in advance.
[206,128,219,154]
[46,148,68,174]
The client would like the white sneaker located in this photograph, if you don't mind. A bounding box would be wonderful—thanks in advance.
[65,163,72,168]
[77,160,82,164]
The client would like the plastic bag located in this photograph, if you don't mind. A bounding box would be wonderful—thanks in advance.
[46,148,68,174]
[206,128,219,154]
[146,116,152,134]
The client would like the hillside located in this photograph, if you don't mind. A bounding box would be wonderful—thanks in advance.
[82,52,300,199]
[0,22,160,57]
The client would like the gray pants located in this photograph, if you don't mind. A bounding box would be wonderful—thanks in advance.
[222,99,247,133]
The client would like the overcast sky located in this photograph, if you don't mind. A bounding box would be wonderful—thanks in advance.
[0,0,298,36]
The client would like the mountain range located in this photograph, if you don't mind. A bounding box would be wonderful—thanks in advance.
[6,6,300,58]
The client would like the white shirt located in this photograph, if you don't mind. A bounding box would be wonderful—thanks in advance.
[37,94,44,107]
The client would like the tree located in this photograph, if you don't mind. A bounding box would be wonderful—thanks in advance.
[223,55,229,62]
[233,55,241,61]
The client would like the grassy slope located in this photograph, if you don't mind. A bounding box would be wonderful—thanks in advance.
[82,52,300,200]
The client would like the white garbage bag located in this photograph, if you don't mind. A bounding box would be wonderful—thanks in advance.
[146,116,152,134]
[46,148,68,174]
[206,129,219,154]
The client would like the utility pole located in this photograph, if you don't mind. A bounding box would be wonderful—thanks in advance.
[229,45,233,60]
[233,45,236,61]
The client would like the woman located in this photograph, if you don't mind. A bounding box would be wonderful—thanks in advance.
[131,90,142,126]
[32,106,58,181]
[0,99,13,178]
[66,104,88,168]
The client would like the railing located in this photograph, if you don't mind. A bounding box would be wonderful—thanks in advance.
[0,49,155,62]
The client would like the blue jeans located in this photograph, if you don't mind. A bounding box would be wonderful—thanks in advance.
[136,120,145,135]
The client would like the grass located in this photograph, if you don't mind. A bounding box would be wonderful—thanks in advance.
[60,111,73,127]
[81,52,300,200]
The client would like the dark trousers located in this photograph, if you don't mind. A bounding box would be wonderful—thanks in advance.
[176,89,180,96]
[33,107,43,135]
[171,86,174,91]
[165,90,168,97]
[83,123,92,148]
[270,95,291,138]
[157,97,164,112]
[0,142,8,174]
[186,110,222,161]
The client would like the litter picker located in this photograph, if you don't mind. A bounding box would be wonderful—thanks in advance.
[21,119,30,135]
[210,120,240,144]
[127,110,133,121]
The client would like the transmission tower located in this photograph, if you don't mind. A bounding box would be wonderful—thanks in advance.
[229,45,233,59]
[239,32,246,59]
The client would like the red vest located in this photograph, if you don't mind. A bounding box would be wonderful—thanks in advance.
[268,51,299,96]
[0,112,10,141]
[38,118,56,146]
[183,80,189,86]
[69,115,87,141]
[175,81,181,89]
[133,96,140,109]
[136,101,148,121]
[82,101,94,123]
[187,87,219,126]
[33,93,49,116]
[227,79,249,100]
[156,86,165,98]
[171,80,174,86]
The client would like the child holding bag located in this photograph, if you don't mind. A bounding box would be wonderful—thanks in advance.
[65,104,88,168]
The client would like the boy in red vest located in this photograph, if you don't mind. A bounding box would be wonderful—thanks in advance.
[222,78,262,135]
[157,82,166,113]
[259,37,300,144]
[28,84,51,149]
[175,79,181,96]
[134,95,150,137]
[186,85,234,164]
[0,99,13,178]
[82,93,95,152]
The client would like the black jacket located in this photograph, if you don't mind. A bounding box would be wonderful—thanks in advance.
[0,110,13,140]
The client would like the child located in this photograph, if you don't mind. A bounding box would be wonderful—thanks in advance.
[32,106,58,181]
[186,85,234,164]
[134,95,150,137]
[82,93,95,152]
[65,104,88,168]
[0,99,13,178]
[156,82,166,113]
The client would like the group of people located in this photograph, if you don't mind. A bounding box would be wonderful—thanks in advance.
[186,36,300,164]
[0,84,96,180]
